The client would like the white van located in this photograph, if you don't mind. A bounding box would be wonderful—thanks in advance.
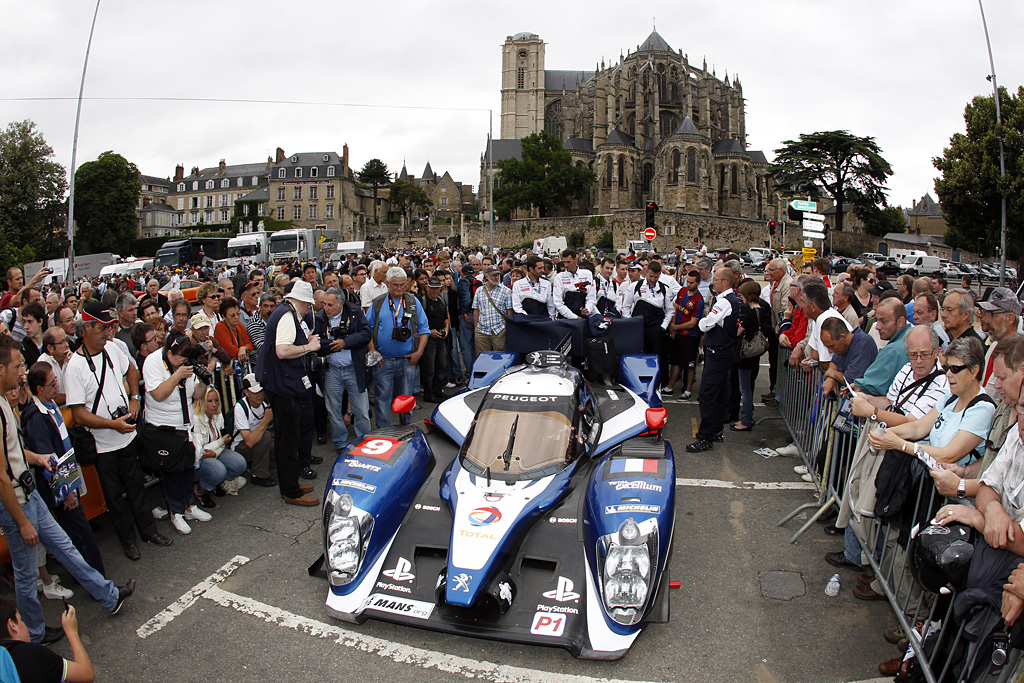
[899,255,942,277]
[533,236,568,257]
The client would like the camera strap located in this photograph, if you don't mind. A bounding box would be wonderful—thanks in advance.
[78,348,110,419]
[0,399,30,493]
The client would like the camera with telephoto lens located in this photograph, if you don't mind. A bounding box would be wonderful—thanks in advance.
[184,342,214,385]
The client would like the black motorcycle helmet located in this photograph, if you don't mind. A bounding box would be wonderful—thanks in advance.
[910,523,975,594]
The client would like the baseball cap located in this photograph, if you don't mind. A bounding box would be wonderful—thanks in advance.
[461,264,474,275]
[241,373,263,393]
[978,287,1022,315]
[869,281,895,296]
[484,265,500,276]
[627,263,642,270]
[82,301,116,325]
[284,280,315,304]
[189,312,212,330]
[426,276,443,288]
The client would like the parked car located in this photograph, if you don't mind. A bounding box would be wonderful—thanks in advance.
[873,258,902,278]
[857,252,885,263]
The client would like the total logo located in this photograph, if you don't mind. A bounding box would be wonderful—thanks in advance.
[468,506,502,526]
[542,576,580,603]
[382,557,415,582]
[458,529,496,540]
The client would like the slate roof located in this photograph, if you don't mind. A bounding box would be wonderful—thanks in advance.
[421,162,434,181]
[712,138,747,157]
[170,162,269,194]
[884,232,948,248]
[602,129,635,147]
[139,174,169,188]
[670,117,702,137]
[142,202,174,213]
[748,150,769,165]
[485,139,523,163]
[399,164,410,182]
[563,137,594,153]
[239,187,268,201]
[639,30,673,52]
[545,70,595,91]
[270,152,345,181]
[908,193,942,217]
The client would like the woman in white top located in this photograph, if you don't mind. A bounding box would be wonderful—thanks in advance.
[142,333,212,535]
[191,385,247,508]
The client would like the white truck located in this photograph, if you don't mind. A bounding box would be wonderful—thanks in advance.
[220,232,272,267]
[268,228,338,263]
[532,236,568,257]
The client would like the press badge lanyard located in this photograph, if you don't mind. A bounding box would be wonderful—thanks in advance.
[387,296,407,328]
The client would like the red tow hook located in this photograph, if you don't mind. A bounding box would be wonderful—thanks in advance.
[669,581,681,589]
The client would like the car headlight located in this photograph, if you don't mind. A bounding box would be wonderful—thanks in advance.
[324,490,373,586]
[600,518,657,624]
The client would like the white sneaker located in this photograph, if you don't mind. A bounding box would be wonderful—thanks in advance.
[800,473,814,483]
[42,578,74,600]
[36,574,61,593]
[184,505,212,522]
[152,506,169,520]
[776,444,800,457]
[445,381,457,389]
[171,513,192,535]
[793,465,808,475]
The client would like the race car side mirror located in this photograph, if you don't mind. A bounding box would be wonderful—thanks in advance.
[392,395,416,415]
[645,407,667,430]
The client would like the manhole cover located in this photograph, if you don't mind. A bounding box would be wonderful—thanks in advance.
[759,570,805,600]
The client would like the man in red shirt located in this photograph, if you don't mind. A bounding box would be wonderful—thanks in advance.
[0,267,45,312]
[665,271,705,401]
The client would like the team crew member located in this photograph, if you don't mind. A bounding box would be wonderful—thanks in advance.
[622,261,674,356]
[688,267,742,453]
[665,270,704,401]
[551,249,596,319]
[511,256,555,318]
[594,257,620,316]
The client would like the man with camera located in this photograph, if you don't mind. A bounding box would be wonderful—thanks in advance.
[0,337,135,646]
[254,281,320,506]
[65,302,172,560]
[365,268,429,428]
[314,287,372,447]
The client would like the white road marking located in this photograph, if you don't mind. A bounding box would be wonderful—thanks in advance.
[675,477,815,490]
[136,554,251,638]
[139,554,661,683]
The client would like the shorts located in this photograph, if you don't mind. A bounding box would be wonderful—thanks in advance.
[669,334,700,368]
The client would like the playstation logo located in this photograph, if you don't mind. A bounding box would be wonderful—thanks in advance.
[542,576,580,602]
[382,557,415,582]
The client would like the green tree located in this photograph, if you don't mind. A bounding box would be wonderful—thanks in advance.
[357,158,390,225]
[771,130,892,232]
[933,86,1023,259]
[388,178,432,227]
[74,151,140,254]
[493,131,596,219]
[567,229,586,249]
[858,204,907,237]
[0,120,68,272]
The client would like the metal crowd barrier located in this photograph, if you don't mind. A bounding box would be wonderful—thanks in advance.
[773,348,1024,683]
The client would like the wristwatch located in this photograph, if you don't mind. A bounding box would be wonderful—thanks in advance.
[957,477,967,499]
[131,394,141,401]
[869,411,878,422]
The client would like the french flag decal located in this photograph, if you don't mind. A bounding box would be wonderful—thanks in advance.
[610,459,659,474]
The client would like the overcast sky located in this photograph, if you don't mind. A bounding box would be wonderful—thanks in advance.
[2,0,1021,209]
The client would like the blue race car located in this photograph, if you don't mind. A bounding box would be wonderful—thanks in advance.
[315,349,675,660]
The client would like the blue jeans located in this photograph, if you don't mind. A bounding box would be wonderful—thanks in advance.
[0,492,118,642]
[445,331,462,382]
[196,448,248,491]
[407,362,421,394]
[325,364,370,446]
[459,314,475,379]
[738,366,754,427]
[374,356,410,428]
[844,526,863,566]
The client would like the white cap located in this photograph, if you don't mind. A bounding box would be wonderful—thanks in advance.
[241,373,263,393]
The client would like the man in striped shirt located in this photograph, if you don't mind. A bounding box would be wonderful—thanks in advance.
[246,293,277,360]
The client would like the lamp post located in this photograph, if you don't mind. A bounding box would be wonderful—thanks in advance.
[978,0,1007,287]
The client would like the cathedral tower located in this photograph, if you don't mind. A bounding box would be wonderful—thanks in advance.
[500,33,545,139]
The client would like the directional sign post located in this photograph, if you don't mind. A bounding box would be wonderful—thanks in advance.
[791,200,817,212]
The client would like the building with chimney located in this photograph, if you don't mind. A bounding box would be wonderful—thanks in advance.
[169,155,274,231]
[268,145,360,236]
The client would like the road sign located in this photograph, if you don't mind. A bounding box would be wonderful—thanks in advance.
[662,225,675,236]
[802,219,824,230]
[643,227,656,241]
[803,212,825,222]
[804,239,813,248]
[791,200,817,212]
[803,231,826,241]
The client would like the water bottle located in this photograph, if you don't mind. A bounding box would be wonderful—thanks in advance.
[825,573,841,597]
[868,422,887,454]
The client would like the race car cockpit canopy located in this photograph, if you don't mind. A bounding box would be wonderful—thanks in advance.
[460,371,578,482]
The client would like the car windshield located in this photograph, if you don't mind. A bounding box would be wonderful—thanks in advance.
[462,399,575,481]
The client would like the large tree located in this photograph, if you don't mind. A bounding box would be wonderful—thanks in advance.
[357,158,390,225]
[858,204,907,237]
[388,178,432,228]
[73,151,140,254]
[933,86,1023,259]
[493,130,596,219]
[771,130,892,232]
[0,119,68,272]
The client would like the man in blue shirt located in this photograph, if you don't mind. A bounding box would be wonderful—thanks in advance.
[365,268,429,428]
[820,317,878,398]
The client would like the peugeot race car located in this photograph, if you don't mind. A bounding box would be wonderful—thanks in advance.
[314,349,675,659]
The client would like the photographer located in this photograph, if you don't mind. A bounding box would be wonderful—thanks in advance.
[421,276,449,403]
[314,287,371,447]
[66,303,172,561]
[142,333,211,535]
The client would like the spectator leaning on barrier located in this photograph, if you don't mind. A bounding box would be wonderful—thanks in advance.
[472,266,512,355]
[978,287,1021,397]
[66,302,172,561]
[232,374,276,488]
[366,268,429,429]
[849,297,912,397]
[913,292,950,351]
[791,278,852,374]
[819,316,878,399]
[0,337,135,646]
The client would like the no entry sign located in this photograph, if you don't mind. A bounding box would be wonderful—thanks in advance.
[643,227,656,241]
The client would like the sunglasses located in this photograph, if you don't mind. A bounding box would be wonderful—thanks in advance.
[944,363,973,374]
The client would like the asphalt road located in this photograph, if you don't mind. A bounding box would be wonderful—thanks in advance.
[30,362,898,683]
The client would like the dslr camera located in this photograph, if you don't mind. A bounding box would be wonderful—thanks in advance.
[110,404,136,425]
[184,342,215,385]
[391,325,412,342]
[329,317,351,340]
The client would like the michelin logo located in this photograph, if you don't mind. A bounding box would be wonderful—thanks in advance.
[332,479,377,493]
[605,504,661,514]
[612,480,662,493]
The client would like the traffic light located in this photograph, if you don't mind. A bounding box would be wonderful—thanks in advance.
[768,220,777,236]
[645,202,657,229]
[698,226,704,240]
[694,236,699,244]
[978,237,984,259]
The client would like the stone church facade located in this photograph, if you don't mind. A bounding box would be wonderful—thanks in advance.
[482,30,782,222]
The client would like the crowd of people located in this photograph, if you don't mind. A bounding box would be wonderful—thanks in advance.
[0,243,1021,678]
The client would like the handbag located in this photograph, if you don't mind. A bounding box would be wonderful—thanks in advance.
[740,307,769,359]
[138,378,193,474]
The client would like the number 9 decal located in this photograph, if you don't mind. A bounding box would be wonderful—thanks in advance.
[352,436,401,460]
